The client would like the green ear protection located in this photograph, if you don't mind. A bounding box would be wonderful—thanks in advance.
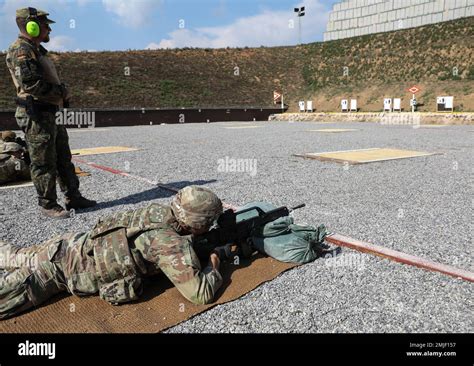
[26,7,40,37]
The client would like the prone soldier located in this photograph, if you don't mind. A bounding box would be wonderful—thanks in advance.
[0,186,230,319]
[0,141,31,185]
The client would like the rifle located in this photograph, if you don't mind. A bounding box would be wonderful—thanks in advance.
[193,203,306,261]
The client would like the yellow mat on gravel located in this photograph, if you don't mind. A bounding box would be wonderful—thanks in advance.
[296,148,435,165]
[223,126,262,129]
[0,167,90,190]
[0,180,33,189]
[68,128,110,133]
[71,146,139,156]
[0,255,297,333]
[308,129,358,133]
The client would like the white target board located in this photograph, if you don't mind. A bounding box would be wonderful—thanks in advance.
[393,98,401,111]
[445,96,453,109]
[350,99,357,112]
[341,99,348,111]
[384,98,392,112]
[299,101,305,112]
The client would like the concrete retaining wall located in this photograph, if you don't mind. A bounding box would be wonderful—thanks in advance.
[269,112,474,125]
[324,0,474,41]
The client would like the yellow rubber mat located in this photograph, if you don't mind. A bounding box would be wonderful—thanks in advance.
[215,122,259,126]
[308,129,358,133]
[74,166,91,177]
[0,167,90,189]
[0,180,33,189]
[224,126,262,129]
[68,128,109,133]
[303,122,337,124]
[296,148,436,165]
[71,146,139,156]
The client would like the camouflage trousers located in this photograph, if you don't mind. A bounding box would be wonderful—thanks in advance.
[0,232,99,320]
[16,107,80,208]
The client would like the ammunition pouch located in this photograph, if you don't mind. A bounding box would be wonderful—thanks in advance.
[92,228,143,304]
[89,204,169,304]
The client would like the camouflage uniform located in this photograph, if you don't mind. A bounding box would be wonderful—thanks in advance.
[0,142,31,185]
[0,186,223,319]
[5,10,81,209]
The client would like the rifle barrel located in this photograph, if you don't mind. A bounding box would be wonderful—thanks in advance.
[290,203,306,211]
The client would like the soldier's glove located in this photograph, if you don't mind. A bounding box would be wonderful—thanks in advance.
[212,244,239,261]
[15,137,27,148]
[239,238,254,259]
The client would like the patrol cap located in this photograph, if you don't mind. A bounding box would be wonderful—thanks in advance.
[3,142,23,154]
[1,131,17,142]
[16,7,56,24]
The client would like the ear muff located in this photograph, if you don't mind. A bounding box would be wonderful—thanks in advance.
[26,21,40,37]
[25,7,41,38]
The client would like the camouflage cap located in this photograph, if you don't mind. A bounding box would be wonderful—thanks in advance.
[2,142,23,154]
[16,8,55,24]
[1,131,17,142]
[171,186,223,233]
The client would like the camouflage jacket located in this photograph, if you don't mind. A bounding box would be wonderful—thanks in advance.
[6,36,66,107]
[0,153,31,184]
[85,203,223,305]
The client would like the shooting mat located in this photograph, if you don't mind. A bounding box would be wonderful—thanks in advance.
[0,255,297,333]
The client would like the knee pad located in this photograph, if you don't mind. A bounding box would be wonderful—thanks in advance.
[24,262,65,306]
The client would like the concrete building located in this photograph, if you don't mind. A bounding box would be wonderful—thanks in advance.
[323,0,474,41]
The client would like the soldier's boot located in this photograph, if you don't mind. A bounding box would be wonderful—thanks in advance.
[41,203,70,219]
[65,195,97,210]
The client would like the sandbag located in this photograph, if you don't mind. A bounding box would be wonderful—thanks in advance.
[236,202,327,264]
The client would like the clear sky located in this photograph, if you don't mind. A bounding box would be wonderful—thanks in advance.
[0,0,339,52]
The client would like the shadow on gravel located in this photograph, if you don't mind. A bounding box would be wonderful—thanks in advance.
[78,179,218,213]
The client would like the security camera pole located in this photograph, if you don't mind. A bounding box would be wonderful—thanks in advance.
[294,6,305,45]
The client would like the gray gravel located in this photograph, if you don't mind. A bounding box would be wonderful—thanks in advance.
[1,120,472,333]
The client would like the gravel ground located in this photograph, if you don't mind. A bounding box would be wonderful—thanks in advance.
[1,121,472,333]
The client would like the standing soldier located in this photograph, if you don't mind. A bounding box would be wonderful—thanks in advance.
[0,186,232,319]
[5,7,96,218]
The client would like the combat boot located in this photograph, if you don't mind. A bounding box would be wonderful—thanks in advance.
[41,204,70,219]
[65,195,97,210]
